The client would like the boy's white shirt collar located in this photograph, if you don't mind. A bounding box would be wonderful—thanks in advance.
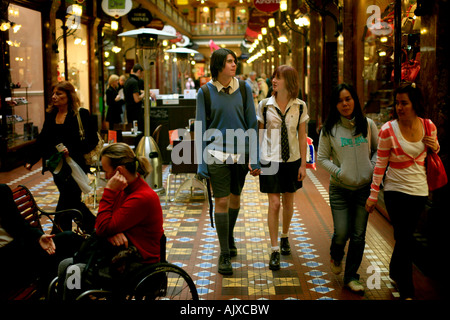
[210,77,239,94]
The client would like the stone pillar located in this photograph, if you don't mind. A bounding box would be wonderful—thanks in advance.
[308,11,323,139]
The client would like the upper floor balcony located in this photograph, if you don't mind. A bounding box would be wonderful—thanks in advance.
[191,22,247,37]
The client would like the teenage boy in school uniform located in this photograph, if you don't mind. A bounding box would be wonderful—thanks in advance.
[195,48,260,275]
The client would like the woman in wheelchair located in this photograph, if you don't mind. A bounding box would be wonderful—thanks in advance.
[57,143,164,300]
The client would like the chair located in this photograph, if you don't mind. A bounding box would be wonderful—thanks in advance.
[152,124,163,144]
[11,184,84,234]
[6,185,83,300]
[165,139,208,206]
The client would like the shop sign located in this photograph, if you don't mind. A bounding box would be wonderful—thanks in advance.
[128,8,153,28]
[253,0,280,13]
[101,0,133,19]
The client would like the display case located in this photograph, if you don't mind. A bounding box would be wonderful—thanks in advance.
[362,0,421,129]
[4,87,37,149]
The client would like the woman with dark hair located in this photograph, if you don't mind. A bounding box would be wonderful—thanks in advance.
[317,83,378,293]
[25,81,98,233]
[257,65,309,270]
[365,83,440,299]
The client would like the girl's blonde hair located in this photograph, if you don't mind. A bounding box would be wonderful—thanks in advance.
[108,74,119,87]
[101,143,152,178]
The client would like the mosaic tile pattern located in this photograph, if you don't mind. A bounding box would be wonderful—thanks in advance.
[3,164,439,300]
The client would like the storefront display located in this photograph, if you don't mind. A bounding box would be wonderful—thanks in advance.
[1,5,44,146]
[363,0,421,129]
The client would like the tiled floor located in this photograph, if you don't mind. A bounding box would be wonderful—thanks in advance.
[0,162,441,301]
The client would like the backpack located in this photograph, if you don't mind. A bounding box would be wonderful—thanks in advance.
[200,79,247,129]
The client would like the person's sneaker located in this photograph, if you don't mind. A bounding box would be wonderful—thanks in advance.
[229,238,237,257]
[218,254,233,275]
[346,280,365,294]
[280,237,291,255]
[269,251,281,270]
[330,259,342,275]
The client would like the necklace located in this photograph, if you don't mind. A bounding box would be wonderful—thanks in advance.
[56,112,68,124]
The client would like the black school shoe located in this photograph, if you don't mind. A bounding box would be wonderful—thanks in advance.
[229,237,237,257]
[280,237,291,255]
[269,251,281,270]
[218,254,233,275]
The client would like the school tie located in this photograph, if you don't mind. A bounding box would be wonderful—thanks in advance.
[275,107,290,162]
[222,86,231,94]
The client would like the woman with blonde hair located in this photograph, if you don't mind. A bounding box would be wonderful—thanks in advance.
[96,142,162,263]
[57,143,163,300]
[25,81,98,233]
[106,74,123,130]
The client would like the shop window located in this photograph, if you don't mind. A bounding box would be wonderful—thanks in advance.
[214,8,230,34]
[363,0,421,128]
[56,20,89,110]
[200,6,210,24]
[6,4,45,133]
[235,6,248,24]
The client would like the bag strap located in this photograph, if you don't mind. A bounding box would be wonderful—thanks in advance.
[76,112,86,141]
[263,99,303,131]
[201,79,247,129]
[201,83,211,128]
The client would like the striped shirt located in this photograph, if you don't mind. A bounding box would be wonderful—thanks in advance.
[369,118,438,201]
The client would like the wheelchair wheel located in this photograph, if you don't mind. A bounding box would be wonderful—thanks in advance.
[131,262,198,300]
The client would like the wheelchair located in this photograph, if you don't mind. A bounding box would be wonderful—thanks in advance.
[47,234,199,301]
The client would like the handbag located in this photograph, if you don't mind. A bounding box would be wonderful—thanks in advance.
[391,51,420,83]
[424,119,448,191]
[76,112,104,166]
[73,234,143,287]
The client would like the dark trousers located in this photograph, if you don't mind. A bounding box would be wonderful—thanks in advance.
[53,172,96,234]
[384,191,427,298]
[0,231,83,300]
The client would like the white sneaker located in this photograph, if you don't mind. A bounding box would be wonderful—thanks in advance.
[346,280,365,293]
[330,259,342,275]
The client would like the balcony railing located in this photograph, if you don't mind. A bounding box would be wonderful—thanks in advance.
[191,23,247,36]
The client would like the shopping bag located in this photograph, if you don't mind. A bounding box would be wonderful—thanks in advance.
[66,157,93,194]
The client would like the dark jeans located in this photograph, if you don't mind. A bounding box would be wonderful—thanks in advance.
[329,184,370,284]
[384,191,427,299]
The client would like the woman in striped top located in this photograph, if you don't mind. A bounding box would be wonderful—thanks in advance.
[365,83,440,300]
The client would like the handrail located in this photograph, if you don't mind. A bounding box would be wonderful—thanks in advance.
[191,22,247,36]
